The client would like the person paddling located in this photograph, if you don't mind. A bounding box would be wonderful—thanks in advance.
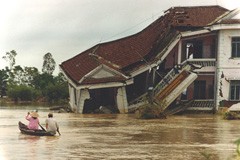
[45,113,60,135]
[25,111,39,130]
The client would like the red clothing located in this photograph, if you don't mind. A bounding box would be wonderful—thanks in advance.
[25,115,39,130]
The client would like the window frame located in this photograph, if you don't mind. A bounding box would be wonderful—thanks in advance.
[230,80,240,100]
[231,37,240,58]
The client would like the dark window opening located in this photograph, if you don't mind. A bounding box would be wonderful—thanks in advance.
[194,80,206,99]
[185,40,203,59]
[208,84,214,99]
[74,88,77,105]
[83,88,119,114]
[210,38,217,58]
[126,71,148,102]
[232,37,240,58]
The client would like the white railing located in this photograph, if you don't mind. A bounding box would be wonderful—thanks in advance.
[183,99,214,111]
[185,58,216,67]
[153,68,177,96]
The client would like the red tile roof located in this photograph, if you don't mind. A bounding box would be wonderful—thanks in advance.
[60,5,229,85]
[169,6,229,27]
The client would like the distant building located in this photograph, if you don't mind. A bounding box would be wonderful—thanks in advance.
[60,6,240,114]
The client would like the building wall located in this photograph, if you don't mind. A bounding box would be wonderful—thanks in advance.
[68,84,77,112]
[77,89,90,113]
[202,35,216,58]
[68,83,130,114]
[186,75,214,100]
[116,87,128,113]
[216,30,240,109]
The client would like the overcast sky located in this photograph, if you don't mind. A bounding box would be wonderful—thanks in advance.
[0,0,239,75]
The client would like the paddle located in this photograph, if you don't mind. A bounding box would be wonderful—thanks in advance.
[38,123,46,131]
[40,123,61,136]
[57,128,61,136]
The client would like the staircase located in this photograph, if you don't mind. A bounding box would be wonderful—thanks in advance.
[153,70,197,111]
[128,64,197,113]
[163,99,194,115]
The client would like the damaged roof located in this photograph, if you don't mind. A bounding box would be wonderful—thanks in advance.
[60,5,229,85]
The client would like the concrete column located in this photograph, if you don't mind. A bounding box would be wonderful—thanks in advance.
[68,85,77,112]
[77,89,90,113]
[215,31,223,111]
[116,87,128,113]
[178,40,182,64]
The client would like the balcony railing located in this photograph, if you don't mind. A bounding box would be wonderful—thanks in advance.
[184,99,214,111]
[153,68,177,96]
[183,58,216,67]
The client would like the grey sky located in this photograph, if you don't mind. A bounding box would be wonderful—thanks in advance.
[0,0,239,74]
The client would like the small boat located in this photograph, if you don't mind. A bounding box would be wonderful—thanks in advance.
[18,121,53,136]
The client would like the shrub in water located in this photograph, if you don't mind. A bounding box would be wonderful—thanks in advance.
[223,111,238,120]
[135,100,167,119]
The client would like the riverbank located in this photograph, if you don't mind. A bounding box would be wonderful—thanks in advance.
[0,97,68,106]
[0,97,71,113]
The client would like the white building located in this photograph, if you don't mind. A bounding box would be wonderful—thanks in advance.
[60,6,240,114]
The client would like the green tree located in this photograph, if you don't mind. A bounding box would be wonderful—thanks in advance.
[45,83,69,103]
[42,52,56,75]
[5,66,40,88]
[0,69,9,97]
[12,65,24,85]
[1,50,68,104]
[2,50,17,70]
[54,72,67,84]
[23,67,39,86]
[32,72,69,103]
[32,72,54,92]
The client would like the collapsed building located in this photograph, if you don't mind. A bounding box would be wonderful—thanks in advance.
[60,6,240,114]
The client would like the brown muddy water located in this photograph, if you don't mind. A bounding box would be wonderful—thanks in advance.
[0,106,240,160]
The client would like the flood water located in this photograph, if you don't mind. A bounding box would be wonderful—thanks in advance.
[1,106,240,160]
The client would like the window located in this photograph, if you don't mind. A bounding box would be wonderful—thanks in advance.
[208,84,214,99]
[230,80,240,100]
[185,40,203,59]
[232,37,240,58]
[194,80,206,99]
[210,38,216,58]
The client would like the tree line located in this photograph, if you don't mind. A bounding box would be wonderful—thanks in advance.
[0,50,69,104]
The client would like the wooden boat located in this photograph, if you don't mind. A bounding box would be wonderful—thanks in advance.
[18,121,53,136]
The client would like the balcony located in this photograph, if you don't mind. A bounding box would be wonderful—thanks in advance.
[182,58,216,72]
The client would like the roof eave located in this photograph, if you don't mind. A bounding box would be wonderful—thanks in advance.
[217,8,240,23]
[78,64,130,84]
[76,78,134,90]
[210,24,240,30]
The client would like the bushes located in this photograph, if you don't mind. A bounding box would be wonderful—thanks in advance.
[223,111,240,120]
[6,82,69,105]
[7,83,69,104]
[7,85,40,102]
[45,83,69,103]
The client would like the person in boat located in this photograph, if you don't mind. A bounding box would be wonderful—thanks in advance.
[45,113,59,135]
[25,111,40,130]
